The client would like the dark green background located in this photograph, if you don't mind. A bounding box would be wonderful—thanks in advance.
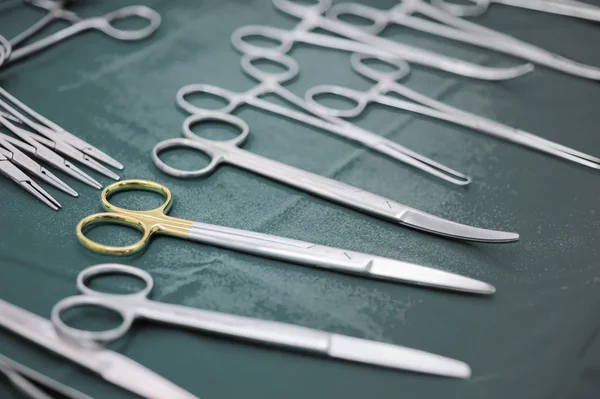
[1,1,600,398]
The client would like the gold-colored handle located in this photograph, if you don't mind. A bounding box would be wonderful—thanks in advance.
[76,212,157,256]
[101,179,173,215]
[78,180,194,256]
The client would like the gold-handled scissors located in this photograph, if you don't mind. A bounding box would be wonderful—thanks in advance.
[76,180,498,294]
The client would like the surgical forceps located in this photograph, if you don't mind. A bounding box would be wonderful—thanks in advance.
[0,354,93,399]
[0,298,199,399]
[0,86,123,170]
[52,263,473,378]
[0,140,60,210]
[304,54,600,170]
[77,180,496,293]
[0,114,102,189]
[5,4,161,65]
[9,1,79,48]
[0,90,121,179]
[178,52,470,186]
[152,112,518,242]
[432,0,600,20]
[325,0,600,81]
[232,4,533,80]
[0,34,10,65]
[0,134,78,196]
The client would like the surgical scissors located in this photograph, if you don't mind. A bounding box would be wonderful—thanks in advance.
[76,180,496,293]
[0,298,199,399]
[325,0,600,81]
[6,4,161,64]
[304,54,600,170]
[178,52,470,186]
[151,112,518,242]
[432,0,600,20]
[0,353,93,399]
[232,7,533,80]
[52,263,473,378]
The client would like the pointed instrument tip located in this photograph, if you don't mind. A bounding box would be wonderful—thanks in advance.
[369,258,496,295]
[328,334,473,379]
[399,210,519,243]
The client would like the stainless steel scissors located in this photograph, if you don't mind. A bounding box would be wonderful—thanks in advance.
[0,298,199,399]
[325,0,600,81]
[0,353,93,399]
[51,263,473,378]
[304,53,600,170]
[6,4,161,65]
[432,0,600,20]
[232,6,533,80]
[152,112,518,242]
[76,180,496,293]
[178,52,470,186]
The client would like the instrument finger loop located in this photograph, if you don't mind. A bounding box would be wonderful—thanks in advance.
[77,264,154,299]
[51,295,135,345]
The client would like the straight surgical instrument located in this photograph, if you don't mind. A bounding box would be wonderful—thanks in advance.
[0,354,93,399]
[178,52,470,186]
[0,86,123,170]
[0,298,199,399]
[152,112,518,242]
[231,24,532,81]
[0,115,102,189]
[305,54,600,170]
[0,143,60,210]
[432,0,600,20]
[324,0,600,80]
[0,95,120,180]
[5,5,161,65]
[0,134,78,196]
[76,180,497,293]
[51,263,473,378]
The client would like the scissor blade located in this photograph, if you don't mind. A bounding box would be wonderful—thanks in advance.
[0,139,78,197]
[99,353,200,399]
[0,299,200,399]
[328,335,471,378]
[0,159,61,210]
[399,210,519,243]
[369,258,495,294]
